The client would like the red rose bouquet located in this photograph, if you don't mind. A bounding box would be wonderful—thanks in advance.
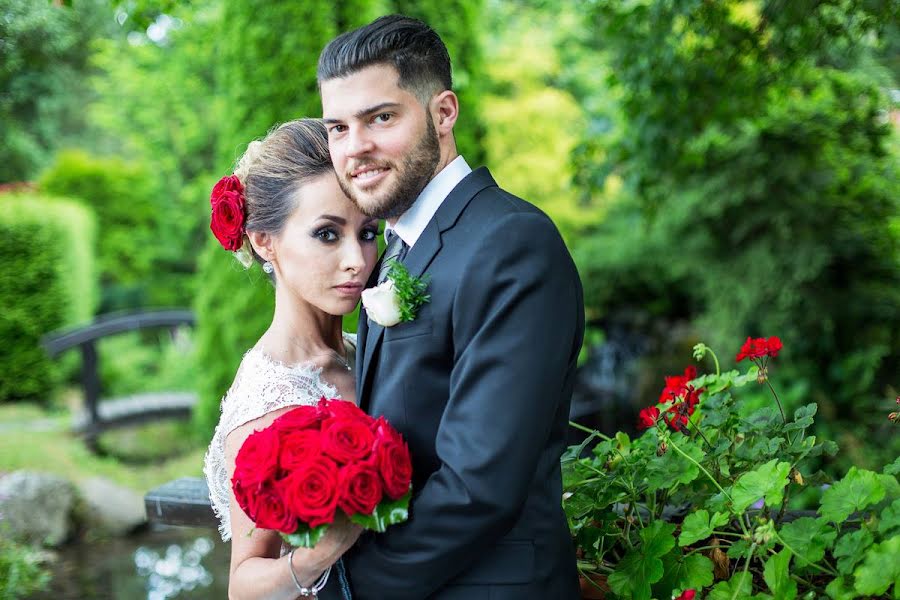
[231,398,412,547]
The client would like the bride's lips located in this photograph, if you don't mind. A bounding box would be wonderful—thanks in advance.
[349,165,390,189]
[334,282,364,296]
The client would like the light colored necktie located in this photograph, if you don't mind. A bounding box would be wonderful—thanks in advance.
[378,231,408,284]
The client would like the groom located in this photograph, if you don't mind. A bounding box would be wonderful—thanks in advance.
[318,15,584,600]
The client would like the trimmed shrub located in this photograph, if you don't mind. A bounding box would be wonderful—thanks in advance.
[39,150,162,311]
[0,195,96,403]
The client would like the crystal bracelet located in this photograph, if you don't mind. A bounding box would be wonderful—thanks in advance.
[288,548,332,598]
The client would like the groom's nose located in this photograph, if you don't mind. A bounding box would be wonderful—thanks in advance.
[346,126,375,158]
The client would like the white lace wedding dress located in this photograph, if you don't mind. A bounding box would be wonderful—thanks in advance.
[203,334,356,541]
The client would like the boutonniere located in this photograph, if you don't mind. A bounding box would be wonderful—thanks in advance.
[361,262,430,327]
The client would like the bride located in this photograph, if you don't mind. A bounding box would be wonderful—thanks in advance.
[203,118,377,599]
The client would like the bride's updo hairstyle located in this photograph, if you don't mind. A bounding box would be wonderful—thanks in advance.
[230,119,333,271]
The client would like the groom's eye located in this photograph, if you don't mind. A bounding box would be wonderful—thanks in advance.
[328,124,347,135]
[373,113,392,124]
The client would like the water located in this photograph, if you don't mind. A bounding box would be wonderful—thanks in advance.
[33,526,230,599]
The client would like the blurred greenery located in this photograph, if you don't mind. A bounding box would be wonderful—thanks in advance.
[0,196,96,404]
[0,0,897,481]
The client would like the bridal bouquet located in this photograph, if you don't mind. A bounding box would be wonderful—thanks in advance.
[231,398,412,547]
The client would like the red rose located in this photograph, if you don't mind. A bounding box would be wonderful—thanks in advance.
[321,416,376,464]
[252,481,298,533]
[279,429,323,471]
[318,398,375,427]
[210,174,243,206]
[231,477,261,521]
[637,406,660,430]
[279,456,340,528]
[234,427,281,487]
[210,189,245,251]
[272,405,323,433]
[337,461,383,516]
[370,422,412,500]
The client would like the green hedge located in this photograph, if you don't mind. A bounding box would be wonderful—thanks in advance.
[0,194,96,403]
[39,149,163,311]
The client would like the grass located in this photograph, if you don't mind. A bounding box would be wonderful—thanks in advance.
[0,402,206,494]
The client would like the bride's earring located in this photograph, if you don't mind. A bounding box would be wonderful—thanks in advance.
[262,261,274,274]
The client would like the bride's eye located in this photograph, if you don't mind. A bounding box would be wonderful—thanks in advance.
[360,228,378,242]
[313,228,339,243]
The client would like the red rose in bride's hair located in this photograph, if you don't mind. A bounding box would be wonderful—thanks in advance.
[210,174,243,205]
[210,175,246,251]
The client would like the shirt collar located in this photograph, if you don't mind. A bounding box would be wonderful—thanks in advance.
[385,155,472,248]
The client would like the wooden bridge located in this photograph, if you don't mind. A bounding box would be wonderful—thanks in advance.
[42,309,197,452]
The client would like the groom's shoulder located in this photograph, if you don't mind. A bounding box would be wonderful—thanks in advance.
[462,177,560,237]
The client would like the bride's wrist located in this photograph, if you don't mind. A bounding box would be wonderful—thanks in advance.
[287,548,330,588]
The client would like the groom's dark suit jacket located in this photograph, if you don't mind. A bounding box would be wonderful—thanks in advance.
[341,167,584,600]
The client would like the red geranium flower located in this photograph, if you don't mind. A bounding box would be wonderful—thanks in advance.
[637,406,661,430]
[736,336,782,362]
[675,590,696,600]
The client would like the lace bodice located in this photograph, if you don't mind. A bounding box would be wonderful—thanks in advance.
[203,334,356,541]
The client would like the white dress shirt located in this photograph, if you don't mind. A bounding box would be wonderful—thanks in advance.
[385,155,472,249]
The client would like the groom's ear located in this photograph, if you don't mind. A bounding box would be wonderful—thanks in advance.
[247,230,275,262]
[431,90,459,137]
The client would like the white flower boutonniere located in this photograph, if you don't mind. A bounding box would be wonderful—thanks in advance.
[361,262,430,328]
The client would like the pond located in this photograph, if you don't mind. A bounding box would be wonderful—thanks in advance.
[33,526,230,599]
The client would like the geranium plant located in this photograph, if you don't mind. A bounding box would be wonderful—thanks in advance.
[564,337,900,599]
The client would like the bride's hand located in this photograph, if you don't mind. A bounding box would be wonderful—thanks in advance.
[289,513,363,586]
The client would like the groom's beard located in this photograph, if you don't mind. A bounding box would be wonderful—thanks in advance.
[340,116,440,220]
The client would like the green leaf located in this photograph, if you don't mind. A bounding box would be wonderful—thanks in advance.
[707,571,753,600]
[387,262,430,322]
[679,509,729,546]
[741,406,782,433]
[833,528,874,575]
[607,549,662,600]
[281,523,329,548]
[731,459,792,514]
[727,539,751,559]
[885,456,900,477]
[676,553,715,590]
[645,436,702,492]
[783,403,817,432]
[763,549,796,600]
[853,536,900,597]
[777,517,837,566]
[348,490,411,532]
[879,498,900,535]
[825,577,857,600]
[640,520,677,558]
[819,467,886,524]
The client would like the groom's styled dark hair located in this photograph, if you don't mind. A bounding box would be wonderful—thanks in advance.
[317,14,452,105]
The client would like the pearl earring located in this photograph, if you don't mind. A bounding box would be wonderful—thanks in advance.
[262,261,274,274]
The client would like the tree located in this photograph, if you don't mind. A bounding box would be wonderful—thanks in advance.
[577,0,900,467]
[193,1,346,439]
[0,0,110,182]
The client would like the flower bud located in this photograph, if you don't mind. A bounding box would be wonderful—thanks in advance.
[889,411,899,424]
[657,441,669,456]
[756,367,768,384]
[790,469,804,485]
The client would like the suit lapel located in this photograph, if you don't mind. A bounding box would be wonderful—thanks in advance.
[357,167,498,407]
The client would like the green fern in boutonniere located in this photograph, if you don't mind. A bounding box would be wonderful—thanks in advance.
[361,261,430,327]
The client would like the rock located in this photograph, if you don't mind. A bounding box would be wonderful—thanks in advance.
[0,471,76,546]
[76,477,146,536]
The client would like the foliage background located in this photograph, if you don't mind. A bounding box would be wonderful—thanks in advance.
[0,0,896,469]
